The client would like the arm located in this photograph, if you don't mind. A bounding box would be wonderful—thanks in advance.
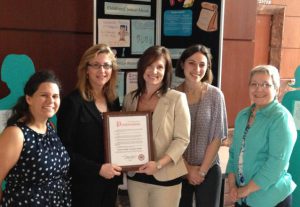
[228,173,238,202]
[100,98,123,178]
[165,92,191,163]
[226,113,243,202]
[199,88,227,180]
[57,95,102,178]
[0,126,24,200]
[138,155,172,175]
[139,92,190,174]
[237,180,260,199]
[252,111,297,190]
[57,95,122,179]
[198,138,222,181]
[185,138,222,185]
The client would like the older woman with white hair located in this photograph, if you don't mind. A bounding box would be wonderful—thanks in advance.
[226,65,297,207]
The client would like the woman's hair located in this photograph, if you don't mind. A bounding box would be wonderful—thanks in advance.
[76,44,118,103]
[175,44,213,84]
[249,65,281,91]
[133,45,173,98]
[7,70,61,126]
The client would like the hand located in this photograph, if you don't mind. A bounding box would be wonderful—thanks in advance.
[237,180,260,199]
[229,185,238,202]
[138,161,157,175]
[237,186,251,199]
[99,163,122,179]
[186,165,203,185]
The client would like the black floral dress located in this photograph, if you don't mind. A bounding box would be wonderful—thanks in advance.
[1,122,71,207]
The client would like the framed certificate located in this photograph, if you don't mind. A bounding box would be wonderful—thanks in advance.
[103,111,153,171]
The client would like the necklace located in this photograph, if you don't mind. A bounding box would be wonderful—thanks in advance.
[182,82,205,104]
[250,106,256,118]
[248,106,256,126]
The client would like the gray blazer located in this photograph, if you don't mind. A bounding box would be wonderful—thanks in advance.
[122,89,191,181]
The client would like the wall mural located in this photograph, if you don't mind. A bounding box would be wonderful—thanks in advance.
[0,54,35,133]
[282,65,300,207]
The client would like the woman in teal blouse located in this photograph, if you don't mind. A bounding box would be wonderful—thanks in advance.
[226,65,297,207]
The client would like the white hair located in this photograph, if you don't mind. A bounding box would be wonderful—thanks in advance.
[249,65,280,90]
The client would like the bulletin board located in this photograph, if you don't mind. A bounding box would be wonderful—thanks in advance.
[94,0,224,100]
[158,0,224,87]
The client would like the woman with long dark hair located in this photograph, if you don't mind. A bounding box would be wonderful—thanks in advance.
[123,46,191,207]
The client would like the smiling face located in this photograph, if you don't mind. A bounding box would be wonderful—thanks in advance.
[143,57,166,89]
[249,72,278,109]
[26,82,60,120]
[86,53,113,90]
[182,52,208,83]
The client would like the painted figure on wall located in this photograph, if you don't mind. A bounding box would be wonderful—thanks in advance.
[0,54,35,133]
[0,54,35,110]
[282,65,300,207]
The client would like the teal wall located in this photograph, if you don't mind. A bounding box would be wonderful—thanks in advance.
[282,65,300,207]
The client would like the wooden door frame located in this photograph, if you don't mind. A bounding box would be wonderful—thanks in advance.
[257,4,285,69]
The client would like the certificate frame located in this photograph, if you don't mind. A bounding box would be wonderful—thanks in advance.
[103,111,153,171]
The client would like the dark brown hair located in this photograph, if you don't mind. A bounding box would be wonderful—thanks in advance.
[175,44,213,84]
[7,70,61,126]
[133,45,173,98]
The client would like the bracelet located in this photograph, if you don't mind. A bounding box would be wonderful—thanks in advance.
[199,171,206,178]
[156,161,162,170]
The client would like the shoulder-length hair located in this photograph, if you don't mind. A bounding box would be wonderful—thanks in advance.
[175,44,213,84]
[7,70,61,126]
[76,44,118,103]
[134,45,173,98]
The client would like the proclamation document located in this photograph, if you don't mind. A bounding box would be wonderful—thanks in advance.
[103,112,153,171]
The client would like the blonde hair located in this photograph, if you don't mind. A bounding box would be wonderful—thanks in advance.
[76,44,118,103]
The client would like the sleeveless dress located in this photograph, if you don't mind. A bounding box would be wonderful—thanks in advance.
[1,122,71,207]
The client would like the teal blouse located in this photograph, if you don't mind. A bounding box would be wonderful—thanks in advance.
[226,100,297,207]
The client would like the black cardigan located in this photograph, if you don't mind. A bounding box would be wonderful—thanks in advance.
[57,90,122,205]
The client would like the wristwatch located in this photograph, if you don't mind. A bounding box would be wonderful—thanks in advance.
[199,171,206,178]
[156,161,162,170]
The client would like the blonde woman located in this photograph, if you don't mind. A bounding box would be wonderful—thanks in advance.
[57,44,122,207]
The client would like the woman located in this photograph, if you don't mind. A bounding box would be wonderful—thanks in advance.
[226,65,297,207]
[122,45,191,207]
[175,44,228,207]
[57,44,122,207]
[0,71,71,206]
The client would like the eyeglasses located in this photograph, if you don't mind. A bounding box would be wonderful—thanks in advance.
[87,63,113,70]
[249,82,273,90]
